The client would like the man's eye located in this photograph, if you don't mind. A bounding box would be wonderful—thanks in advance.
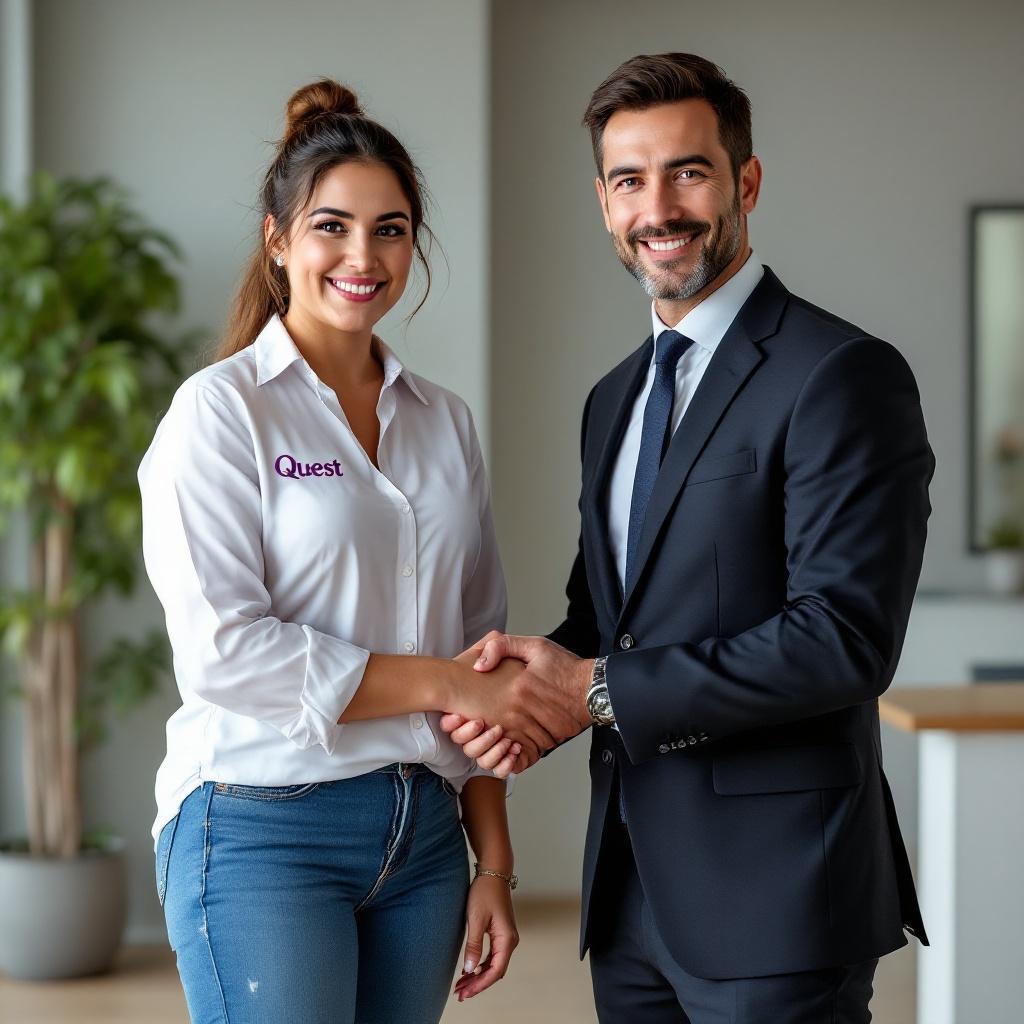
[679,169,703,180]
[618,177,640,189]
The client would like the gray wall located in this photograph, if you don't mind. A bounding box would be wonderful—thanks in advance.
[0,0,31,197]
[1,0,490,942]
[490,0,1024,891]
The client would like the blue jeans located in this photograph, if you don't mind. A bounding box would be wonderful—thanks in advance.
[155,764,469,1023]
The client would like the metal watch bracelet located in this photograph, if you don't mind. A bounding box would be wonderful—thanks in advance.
[586,656,615,726]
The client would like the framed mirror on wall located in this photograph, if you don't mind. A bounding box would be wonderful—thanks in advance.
[969,205,1024,552]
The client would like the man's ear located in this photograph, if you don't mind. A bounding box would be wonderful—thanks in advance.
[595,176,611,233]
[739,156,763,216]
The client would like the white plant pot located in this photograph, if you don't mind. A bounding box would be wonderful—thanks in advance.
[0,838,126,980]
[985,549,1024,595]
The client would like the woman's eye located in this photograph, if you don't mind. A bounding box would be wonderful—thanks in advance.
[377,224,407,237]
[316,221,345,234]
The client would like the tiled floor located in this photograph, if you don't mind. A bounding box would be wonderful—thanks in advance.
[0,900,916,1022]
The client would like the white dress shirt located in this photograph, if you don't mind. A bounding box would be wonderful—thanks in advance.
[140,314,507,847]
[607,253,764,587]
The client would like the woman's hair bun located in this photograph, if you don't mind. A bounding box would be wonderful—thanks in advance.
[284,78,362,141]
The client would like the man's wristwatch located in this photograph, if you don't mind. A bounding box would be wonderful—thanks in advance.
[586,656,616,726]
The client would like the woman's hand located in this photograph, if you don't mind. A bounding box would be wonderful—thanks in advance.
[454,874,519,1002]
[443,634,532,775]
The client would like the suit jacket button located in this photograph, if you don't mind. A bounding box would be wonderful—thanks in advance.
[658,743,670,754]
[687,735,698,746]
[601,749,614,766]
[619,634,634,650]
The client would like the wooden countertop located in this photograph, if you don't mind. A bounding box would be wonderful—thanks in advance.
[879,684,1024,732]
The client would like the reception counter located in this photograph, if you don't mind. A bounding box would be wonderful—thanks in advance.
[879,684,1024,1024]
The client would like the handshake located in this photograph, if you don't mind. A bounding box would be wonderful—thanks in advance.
[440,632,597,778]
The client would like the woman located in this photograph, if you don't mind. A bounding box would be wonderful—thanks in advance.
[141,79,520,1023]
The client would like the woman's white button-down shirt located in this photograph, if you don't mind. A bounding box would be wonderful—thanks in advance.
[139,315,507,846]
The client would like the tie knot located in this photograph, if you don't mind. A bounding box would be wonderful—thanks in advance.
[655,330,694,367]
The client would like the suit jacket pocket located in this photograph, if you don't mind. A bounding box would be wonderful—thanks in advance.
[687,447,757,486]
[713,743,862,795]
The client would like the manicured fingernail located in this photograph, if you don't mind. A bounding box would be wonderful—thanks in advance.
[475,656,486,668]
[512,743,522,754]
[464,957,476,972]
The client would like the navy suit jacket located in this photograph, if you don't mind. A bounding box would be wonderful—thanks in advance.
[548,267,933,980]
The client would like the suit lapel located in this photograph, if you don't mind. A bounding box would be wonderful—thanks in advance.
[619,268,789,615]
[582,337,652,622]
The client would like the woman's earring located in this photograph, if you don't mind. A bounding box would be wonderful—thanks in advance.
[274,254,285,267]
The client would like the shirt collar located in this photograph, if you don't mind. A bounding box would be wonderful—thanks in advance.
[253,314,429,404]
[650,251,764,356]
[254,313,305,386]
[373,335,429,405]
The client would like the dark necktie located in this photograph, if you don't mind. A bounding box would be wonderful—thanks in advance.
[624,330,694,591]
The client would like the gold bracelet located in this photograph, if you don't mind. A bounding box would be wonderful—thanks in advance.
[473,861,518,890]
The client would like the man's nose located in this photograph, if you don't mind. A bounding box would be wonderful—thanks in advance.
[642,179,685,228]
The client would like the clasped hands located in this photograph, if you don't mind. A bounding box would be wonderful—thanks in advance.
[440,632,595,777]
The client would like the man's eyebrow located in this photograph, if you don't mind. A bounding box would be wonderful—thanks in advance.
[664,154,714,171]
[605,165,641,182]
[605,154,715,181]
[307,207,410,222]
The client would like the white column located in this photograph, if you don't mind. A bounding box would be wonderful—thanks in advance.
[1,0,31,197]
[917,731,1024,1024]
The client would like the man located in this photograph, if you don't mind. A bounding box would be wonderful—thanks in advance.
[444,52,933,1022]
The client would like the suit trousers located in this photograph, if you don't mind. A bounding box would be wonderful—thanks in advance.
[588,790,878,1024]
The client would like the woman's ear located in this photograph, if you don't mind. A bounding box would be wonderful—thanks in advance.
[263,213,278,252]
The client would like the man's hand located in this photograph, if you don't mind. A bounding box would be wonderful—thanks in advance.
[441,635,594,775]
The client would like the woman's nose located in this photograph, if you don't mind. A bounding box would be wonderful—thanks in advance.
[342,232,377,272]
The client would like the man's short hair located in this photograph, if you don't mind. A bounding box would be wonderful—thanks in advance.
[583,53,752,183]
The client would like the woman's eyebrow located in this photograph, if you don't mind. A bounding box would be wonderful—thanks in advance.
[308,207,409,222]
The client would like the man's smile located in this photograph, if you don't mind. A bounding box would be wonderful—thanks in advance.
[637,230,703,261]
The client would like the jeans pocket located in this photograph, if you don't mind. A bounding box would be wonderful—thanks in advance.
[212,781,322,802]
[440,776,459,799]
[155,813,180,908]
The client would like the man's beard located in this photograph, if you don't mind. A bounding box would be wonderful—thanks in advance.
[612,193,742,301]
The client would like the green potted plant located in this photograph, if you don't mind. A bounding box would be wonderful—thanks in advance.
[0,172,192,979]
[985,517,1024,595]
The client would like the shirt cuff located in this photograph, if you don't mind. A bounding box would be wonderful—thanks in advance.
[288,625,370,756]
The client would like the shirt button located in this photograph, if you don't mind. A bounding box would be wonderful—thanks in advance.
[412,718,424,729]
[619,634,634,650]
[402,565,414,577]
[401,503,411,514]
[404,641,416,653]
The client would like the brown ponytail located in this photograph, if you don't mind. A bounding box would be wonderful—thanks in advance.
[216,78,434,362]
